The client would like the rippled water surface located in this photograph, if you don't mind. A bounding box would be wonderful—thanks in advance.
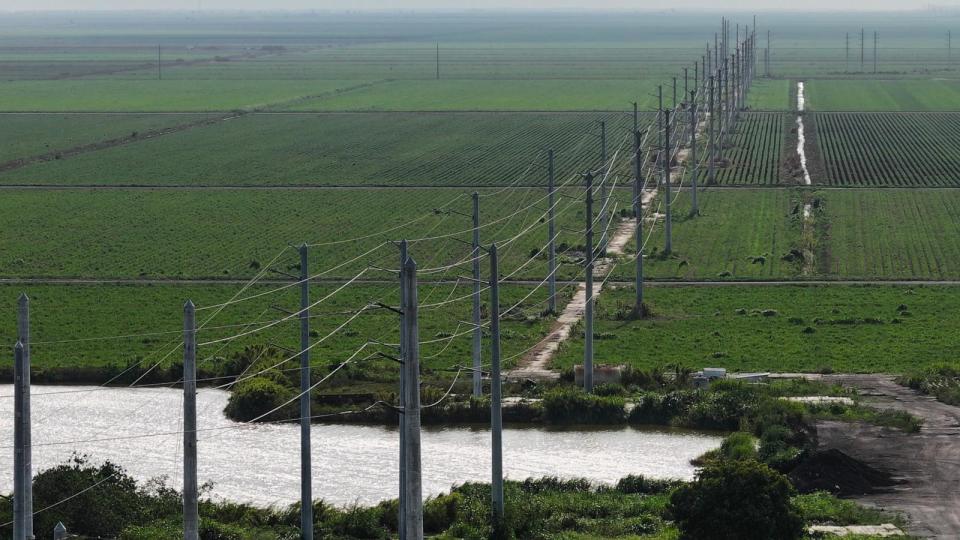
[0,385,722,506]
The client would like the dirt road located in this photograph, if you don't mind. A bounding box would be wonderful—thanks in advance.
[818,374,960,538]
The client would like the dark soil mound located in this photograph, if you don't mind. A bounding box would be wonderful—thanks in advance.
[789,449,899,496]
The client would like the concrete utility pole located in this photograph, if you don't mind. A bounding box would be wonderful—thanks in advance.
[722,58,729,154]
[600,120,607,165]
[736,36,741,112]
[488,243,504,523]
[690,90,699,216]
[706,44,711,76]
[673,77,677,109]
[547,151,557,314]
[767,30,771,77]
[663,109,673,255]
[13,342,28,540]
[298,244,313,540]
[599,121,609,254]
[684,68,689,103]
[715,33,720,76]
[15,293,32,540]
[860,26,867,73]
[633,130,645,312]
[436,43,440,80]
[708,75,716,185]
[874,31,878,73]
[583,172,595,393]
[657,86,663,159]
[401,256,423,540]
[471,193,482,396]
[949,30,953,61]
[397,241,408,540]
[846,33,850,72]
[183,300,199,540]
[158,44,162,81]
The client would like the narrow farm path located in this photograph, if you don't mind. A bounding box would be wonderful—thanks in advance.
[508,189,657,382]
[510,107,702,381]
[816,374,960,538]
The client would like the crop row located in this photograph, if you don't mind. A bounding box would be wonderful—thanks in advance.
[553,283,959,374]
[0,187,618,281]
[707,113,786,185]
[0,282,557,376]
[0,112,638,186]
[816,113,960,186]
[1,45,706,81]
[819,189,960,279]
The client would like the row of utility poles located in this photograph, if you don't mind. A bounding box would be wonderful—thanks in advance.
[10,17,757,540]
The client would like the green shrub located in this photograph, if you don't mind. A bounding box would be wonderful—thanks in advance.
[670,460,804,540]
[628,390,696,425]
[224,377,295,422]
[614,474,681,494]
[31,456,148,538]
[681,388,757,431]
[792,491,901,526]
[718,432,758,461]
[424,492,462,533]
[542,388,625,424]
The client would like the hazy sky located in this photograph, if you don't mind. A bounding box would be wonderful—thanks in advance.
[1,0,948,11]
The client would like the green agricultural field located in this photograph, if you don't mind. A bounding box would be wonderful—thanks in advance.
[0,282,558,378]
[815,112,960,186]
[0,113,216,164]
[709,113,786,184]
[553,284,959,374]
[804,80,960,111]
[286,79,659,111]
[0,187,602,280]
[746,79,793,111]
[146,45,705,81]
[818,189,960,279]
[0,79,369,111]
[0,112,636,186]
[766,47,960,78]
[612,189,803,281]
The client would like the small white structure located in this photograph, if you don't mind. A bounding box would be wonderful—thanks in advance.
[692,368,769,389]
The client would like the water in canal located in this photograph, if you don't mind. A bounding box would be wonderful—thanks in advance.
[0,385,722,507]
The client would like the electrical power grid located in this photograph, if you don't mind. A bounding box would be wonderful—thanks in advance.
[4,17,759,540]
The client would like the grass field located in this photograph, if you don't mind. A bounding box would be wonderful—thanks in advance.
[710,113,786,184]
[818,189,960,279]
[147,45,705,81]
[815,112,960,186]
[804,80,960,111]
[0,79,369,111]
[746,80,792,111]
[0,113,214,163]
[0,282,558,378]
[612,189,803,281]
[0,112,636,186]
[286,79,660,111]
[553,284,959,374]
[0,187,603,280]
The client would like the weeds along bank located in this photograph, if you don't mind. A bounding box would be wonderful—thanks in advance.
[0,377,912,539]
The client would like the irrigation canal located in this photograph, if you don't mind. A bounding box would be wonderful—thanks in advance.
[0,385,722,507]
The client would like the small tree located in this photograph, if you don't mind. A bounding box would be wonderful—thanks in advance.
[32,456,147,537]
[669,460,803,540]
